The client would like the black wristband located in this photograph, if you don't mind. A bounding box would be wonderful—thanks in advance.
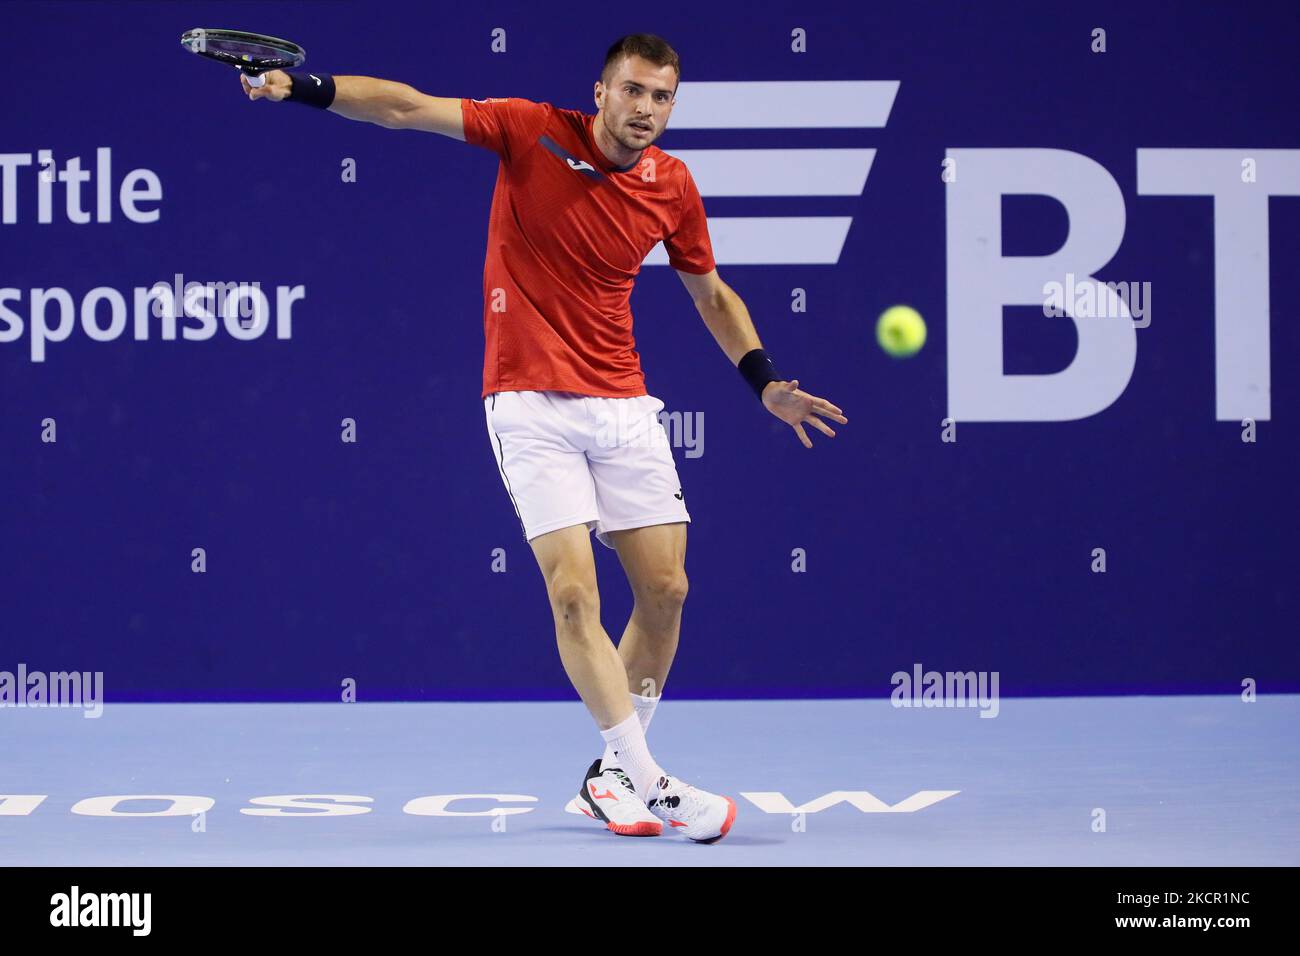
[737,348,781,401]
[285,71,336,109]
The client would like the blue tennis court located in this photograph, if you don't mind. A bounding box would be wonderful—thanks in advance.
[6,696,1295,866]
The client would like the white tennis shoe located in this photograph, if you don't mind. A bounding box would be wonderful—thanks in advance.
[564,759,662,836]
[646,773,737,844]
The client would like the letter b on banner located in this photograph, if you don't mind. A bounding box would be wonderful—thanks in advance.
[945,149,1136,421]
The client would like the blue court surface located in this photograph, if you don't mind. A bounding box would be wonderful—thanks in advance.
[4,696,1296,866]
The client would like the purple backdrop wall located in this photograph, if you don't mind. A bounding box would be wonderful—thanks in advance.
[1,0,1296,700]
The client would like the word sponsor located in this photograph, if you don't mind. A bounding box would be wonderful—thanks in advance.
[1,274,305,362]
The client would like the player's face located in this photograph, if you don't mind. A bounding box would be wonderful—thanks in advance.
[599,56,678,149]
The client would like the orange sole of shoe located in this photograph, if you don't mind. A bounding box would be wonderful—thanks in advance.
[606,820,663,836]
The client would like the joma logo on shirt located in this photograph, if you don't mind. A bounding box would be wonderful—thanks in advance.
[538,135,603,180]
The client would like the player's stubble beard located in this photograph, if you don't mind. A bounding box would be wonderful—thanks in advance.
[595,88,670,159]
[611,112,662,151]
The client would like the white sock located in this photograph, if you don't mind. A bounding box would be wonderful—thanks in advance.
[599,711,665,798]
[600,692,660,771]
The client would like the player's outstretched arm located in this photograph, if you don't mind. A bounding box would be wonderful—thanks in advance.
[240,71,465,140]
[676,267,847,448]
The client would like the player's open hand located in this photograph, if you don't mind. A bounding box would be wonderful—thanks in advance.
[762,380,847,448]
[240,70,292,102]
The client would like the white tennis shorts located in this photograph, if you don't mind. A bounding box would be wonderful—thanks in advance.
[484,389,691,549]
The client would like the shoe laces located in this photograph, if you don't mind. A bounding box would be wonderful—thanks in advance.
[651,775,701,820]
[605,768,637,795]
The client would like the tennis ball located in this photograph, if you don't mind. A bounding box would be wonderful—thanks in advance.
[876,305,926,358]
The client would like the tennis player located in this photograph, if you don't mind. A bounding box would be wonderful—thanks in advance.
[241,33,847,843]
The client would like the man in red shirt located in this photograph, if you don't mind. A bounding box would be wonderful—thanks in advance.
[243,34,847,843]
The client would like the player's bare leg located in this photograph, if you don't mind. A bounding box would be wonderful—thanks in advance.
[608,521,689,697]
[529,523,664,835]
[528,524,633,726]
[561,520,736,842]
[587,523,685,773]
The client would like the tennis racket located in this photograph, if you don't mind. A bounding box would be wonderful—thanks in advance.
[180,28,305,87]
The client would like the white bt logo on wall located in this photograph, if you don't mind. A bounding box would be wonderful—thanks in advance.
[642,80,899,267]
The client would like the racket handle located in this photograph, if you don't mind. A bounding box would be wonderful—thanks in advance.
[244,72,267,88]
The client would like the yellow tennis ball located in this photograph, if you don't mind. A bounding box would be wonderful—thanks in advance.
[876,305,926,357]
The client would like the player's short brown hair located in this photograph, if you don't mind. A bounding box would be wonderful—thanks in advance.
[601,34,681,90]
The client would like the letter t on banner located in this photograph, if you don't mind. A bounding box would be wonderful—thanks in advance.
[1137,149,1300,421]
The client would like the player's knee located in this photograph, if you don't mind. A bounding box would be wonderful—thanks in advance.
[549,577,599,626]
[637,570,689,610]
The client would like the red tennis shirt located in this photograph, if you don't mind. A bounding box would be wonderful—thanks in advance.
[460,97,716,399]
